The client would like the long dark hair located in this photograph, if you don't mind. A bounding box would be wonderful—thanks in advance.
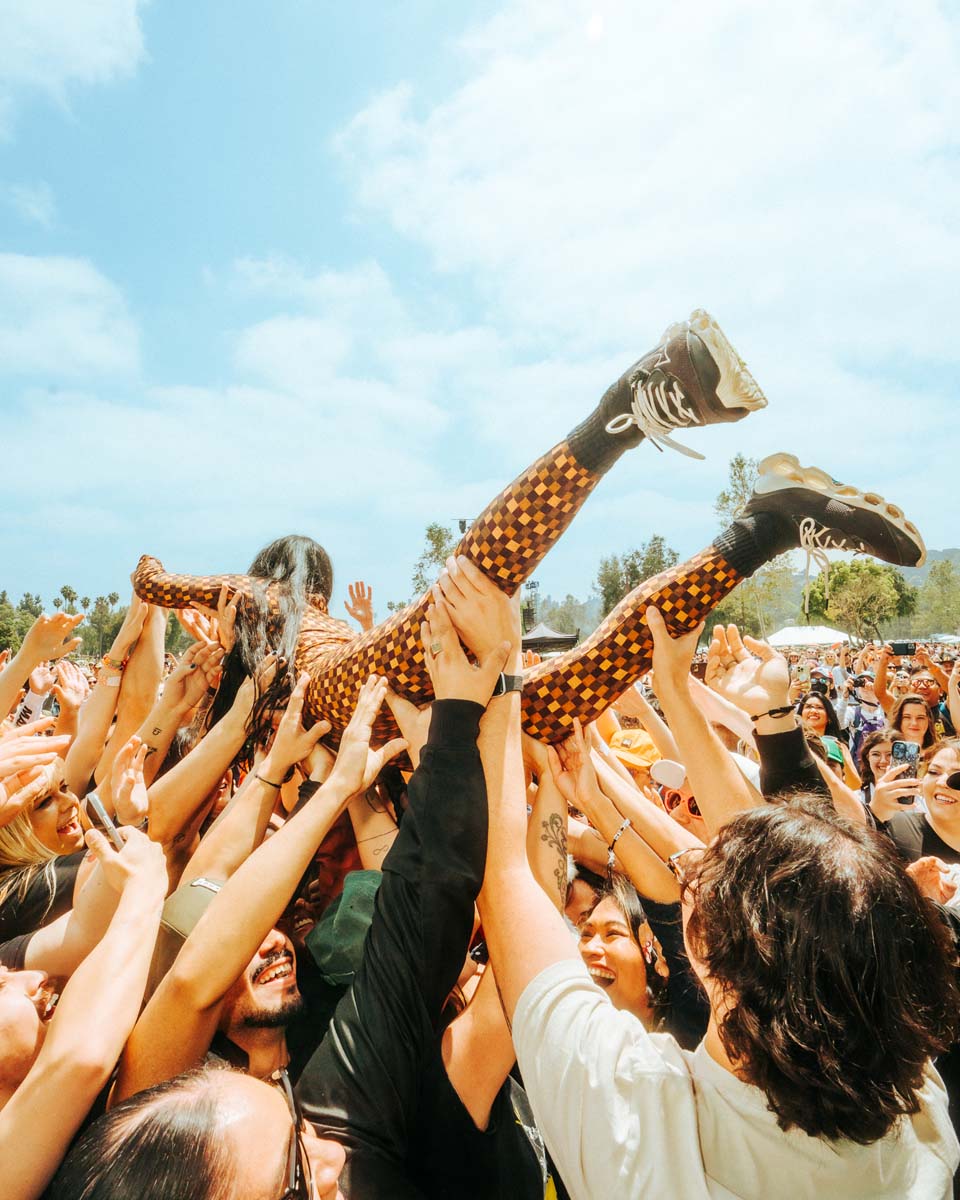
[857,729,892,788]
[208,534,333,749]
[586,873,670,1023]
[796,690,843,739]
[46,1067,238,1199]
[682,798,959,1144]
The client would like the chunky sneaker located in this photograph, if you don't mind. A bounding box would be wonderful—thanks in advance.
[600,309,767,459]
[741,452,926,610]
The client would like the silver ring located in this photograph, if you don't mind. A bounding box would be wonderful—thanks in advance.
[430,641,443,655]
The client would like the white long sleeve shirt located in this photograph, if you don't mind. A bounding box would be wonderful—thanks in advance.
[513,959,958,1200]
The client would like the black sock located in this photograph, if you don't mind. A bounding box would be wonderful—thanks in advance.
[713,512,798,577]
[567,375,644,473]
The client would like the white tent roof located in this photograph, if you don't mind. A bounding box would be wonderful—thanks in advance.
[768,624,850,647]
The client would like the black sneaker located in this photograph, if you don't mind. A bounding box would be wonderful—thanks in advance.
[600,309,767,459]
[743,453,926,568]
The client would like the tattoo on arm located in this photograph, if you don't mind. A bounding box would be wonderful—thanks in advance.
[540,811,568,905]
[152,726,163,736]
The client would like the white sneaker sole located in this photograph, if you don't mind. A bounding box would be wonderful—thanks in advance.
[664,309,768,413]
[754,452,926,566]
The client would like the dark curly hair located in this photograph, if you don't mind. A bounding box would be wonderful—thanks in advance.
[682,798,959,1144]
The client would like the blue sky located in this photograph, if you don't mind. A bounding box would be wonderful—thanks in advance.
[1,0,957,623]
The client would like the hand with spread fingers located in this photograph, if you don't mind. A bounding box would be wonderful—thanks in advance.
[434,554,520,664]
[0,723,71,825]
[421,597,512,706]
[704,622,791,718]
[162,641,226,714]
[327,675,407,798]
[261,672,332,782]
[547,719,604,822]
[52,660,90,713]
[112,735,151,826]
[21,611,86,665]
[345,581,375,633]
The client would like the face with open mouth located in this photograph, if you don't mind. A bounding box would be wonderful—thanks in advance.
[0,967,61,1090]
[578,897,652,1024]
[30,776,85,854]
[922,748,960,827]
[220,928,304,1037]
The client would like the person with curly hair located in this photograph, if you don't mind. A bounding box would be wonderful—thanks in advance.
[476,596,960,1200]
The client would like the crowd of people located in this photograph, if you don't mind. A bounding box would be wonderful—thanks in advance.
[2,312,960,1199]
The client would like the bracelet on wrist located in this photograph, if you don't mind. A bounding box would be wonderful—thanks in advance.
[101,653,127,672]
[750,705,795,723]
[254,771,283,789]
[607,816,631,877]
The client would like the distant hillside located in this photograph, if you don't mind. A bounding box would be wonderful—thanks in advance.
[900,548,960,584]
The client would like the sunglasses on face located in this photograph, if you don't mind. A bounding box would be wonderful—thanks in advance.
[271,1069,313,1200]
[662,789,701,818]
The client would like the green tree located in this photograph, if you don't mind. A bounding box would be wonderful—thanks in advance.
[538,594,589,637]
[713,453,794,637]
[410,522,459,595]
[915,561,960,634]
[804,560,915,639]
[52,596,62,611]
[82,596,114,658]
[595,535,679,618]
[60,585,78,613]
[18,593,43,617]
[80,596,91,613]
[107,592,120,609]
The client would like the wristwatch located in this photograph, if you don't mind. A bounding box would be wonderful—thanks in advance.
[491,673,524,697]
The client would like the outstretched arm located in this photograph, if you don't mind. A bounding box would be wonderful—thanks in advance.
[647,608,756,837]
[113,677,404,1102]
[1,828,167,1200]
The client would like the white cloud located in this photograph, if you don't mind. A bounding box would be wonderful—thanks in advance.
[0,0,147,134]
[0,253,140,377]
[337,0,960,369]
[4,180,56,226]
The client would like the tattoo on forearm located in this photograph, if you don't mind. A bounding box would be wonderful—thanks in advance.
[152,726,163,736]
[541,811,568,904]
[144,745,158,758]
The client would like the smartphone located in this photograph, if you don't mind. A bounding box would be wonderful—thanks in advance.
[796,662,810,685]
[890,642,917,656]
[890,741,920,804]
[86,791,124,851]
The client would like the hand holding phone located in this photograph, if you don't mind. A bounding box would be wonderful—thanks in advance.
[85,790,125,851]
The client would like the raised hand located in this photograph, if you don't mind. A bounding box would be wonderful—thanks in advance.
[52,660,90,712]
[327,675,406,798]
[704,623,791,717]
[176,607,218,646]
[344,581,375,633]
[384,686,432,769]
[645,606,704,693]
[422,597,512,706]
[162,641,226,713]
[261,673,332,779]
[435,554,519,662]
[547,718,602,820]
[112,736,151,825]
[28,662,57,696]
[21,611,85,665]
[0,724,71,825]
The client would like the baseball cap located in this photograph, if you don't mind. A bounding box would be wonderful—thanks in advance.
[609,729,661,771]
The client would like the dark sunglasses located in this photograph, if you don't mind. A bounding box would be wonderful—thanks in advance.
[271,1068,313,1200]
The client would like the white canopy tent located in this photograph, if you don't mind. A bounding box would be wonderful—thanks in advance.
[767,625,850,647]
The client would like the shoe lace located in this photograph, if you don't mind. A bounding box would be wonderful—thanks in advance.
[798,518,865,615]
[605,376,705,460]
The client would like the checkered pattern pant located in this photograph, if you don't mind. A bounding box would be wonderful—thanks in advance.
[134,438,744,744]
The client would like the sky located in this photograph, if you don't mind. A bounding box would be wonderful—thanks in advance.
[1,0,957,621]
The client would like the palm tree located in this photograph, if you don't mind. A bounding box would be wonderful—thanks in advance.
[107,593,120,609]
[60,585,78,614]
[80,597,91,612]
[52,597,62,610]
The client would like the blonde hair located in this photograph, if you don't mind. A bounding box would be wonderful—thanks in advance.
[0,808,60,914]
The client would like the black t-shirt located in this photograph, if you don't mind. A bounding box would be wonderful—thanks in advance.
[297,703,555,1199]
[643,898,710,1050]
[0,851,85,941]
[885,813,960,866]
[0,931,34,969]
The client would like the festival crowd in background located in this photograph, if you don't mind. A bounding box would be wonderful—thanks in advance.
[2,313,960,1200]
